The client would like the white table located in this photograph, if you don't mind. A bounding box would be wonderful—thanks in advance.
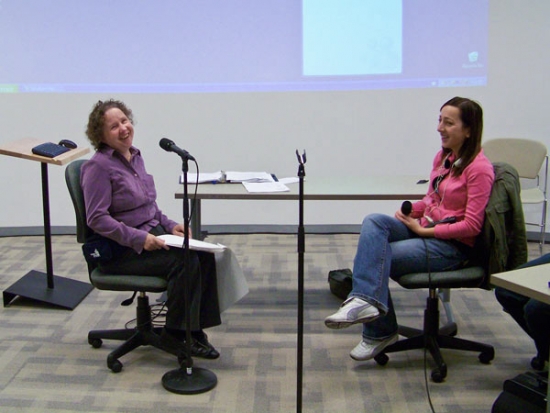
[491,264,550,412]
[175,175,428,236]
[491,264,550,306]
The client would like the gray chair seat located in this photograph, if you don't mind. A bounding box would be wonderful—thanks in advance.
[377,264,495,383]
[90,269,167,292]
[395,266,485,290]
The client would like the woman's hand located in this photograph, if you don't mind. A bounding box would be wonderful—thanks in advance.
[143,233,169,251]
[172,223,192,239]
[395,209,434,237]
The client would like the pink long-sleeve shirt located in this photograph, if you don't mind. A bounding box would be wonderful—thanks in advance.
[410,149,495,247]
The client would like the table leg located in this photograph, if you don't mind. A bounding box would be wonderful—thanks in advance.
[41,161,54,288]
[191,198,202,240]
[2,162,93,310]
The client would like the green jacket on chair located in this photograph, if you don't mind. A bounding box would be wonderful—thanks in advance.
[480,162,528,277]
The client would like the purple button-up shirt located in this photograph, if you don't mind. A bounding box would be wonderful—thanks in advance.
[81,145,177,253]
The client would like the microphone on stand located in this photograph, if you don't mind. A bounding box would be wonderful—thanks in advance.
[159,138,195,161]
[401,200,412,216]
[160,142,217,395]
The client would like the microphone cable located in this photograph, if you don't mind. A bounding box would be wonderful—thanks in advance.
[124,300,168,330]
[402,200,436,412]
[189,161,199,232]
[421,237,437,413]
[179,159,200,238]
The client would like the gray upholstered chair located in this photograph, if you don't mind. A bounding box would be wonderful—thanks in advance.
[65,159,177,373]
[377,267,493,383]
[374,162,527,382]
[483,138,547,254]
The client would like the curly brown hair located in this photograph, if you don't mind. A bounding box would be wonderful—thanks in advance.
[85,99,134,150]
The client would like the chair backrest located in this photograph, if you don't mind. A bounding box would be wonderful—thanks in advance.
[65,159,92,244]
[483,138,547,179]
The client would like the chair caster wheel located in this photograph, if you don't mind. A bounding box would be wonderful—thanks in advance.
[431,364,447,383]
[374,353,389,366]
[479,349,494,364]
[89,338,102,349]
[108,359,123,373]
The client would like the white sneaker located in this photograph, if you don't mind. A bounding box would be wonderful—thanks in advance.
[350,334,399,361]
[324,297,380,329]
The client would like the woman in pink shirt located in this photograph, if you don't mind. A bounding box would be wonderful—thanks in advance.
[325,97,495,362]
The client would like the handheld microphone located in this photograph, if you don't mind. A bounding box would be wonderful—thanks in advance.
[401,200,412,216]
[159,138,195,161]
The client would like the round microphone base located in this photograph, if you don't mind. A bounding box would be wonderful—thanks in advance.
[162,367,217,395]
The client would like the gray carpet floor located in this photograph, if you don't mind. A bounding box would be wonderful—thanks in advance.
[0,233,545,413]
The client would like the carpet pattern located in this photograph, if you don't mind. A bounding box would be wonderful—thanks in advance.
[0,233,545,413]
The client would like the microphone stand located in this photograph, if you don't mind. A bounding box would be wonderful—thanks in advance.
[295,150,306,413]
[162,155,217,394]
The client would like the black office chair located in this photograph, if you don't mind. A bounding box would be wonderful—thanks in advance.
[374,162,528,382]
[65,159,178,373]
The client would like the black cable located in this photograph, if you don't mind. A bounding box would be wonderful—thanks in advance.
[150,302,168,327]
[189,160,199,226]
[421,238,436,413]
[124,301,168,330]
[401,200,435,411]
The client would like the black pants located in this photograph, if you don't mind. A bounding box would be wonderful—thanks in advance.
[99,226,221,332]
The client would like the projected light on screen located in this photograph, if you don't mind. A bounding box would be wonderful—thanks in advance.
[303,0,403,76]
[0,0,488,93]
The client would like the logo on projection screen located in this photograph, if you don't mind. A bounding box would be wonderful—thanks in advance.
[462,51,484,70]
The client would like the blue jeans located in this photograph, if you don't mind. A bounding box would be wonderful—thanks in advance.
[349,213,470,340]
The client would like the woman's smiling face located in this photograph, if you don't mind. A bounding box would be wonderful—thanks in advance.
[437,105,470,156]
[101,107,134,156]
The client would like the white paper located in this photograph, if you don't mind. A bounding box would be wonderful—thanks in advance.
[157,236,249,312]
[214,248,249,312]
[278,177,300,185]
[181,170,223,184]
[158,234,226,252]
[242,181,290,193]
[225,171,275,183]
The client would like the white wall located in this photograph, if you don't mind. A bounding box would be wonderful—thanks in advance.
[1,1,549,230]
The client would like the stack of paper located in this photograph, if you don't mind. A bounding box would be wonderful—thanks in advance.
[181,170,275,184]
[183,171,224,184]
[225,171,275,183]
[158,234,226,252]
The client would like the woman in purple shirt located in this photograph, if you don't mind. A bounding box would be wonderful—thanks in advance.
[325,97,495,362]
[81,99,220,359]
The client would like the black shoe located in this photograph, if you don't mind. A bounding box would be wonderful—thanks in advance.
[190,332,220,360]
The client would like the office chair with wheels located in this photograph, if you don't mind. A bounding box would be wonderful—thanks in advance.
[483,138,548,254]
[65,159,180,373]
[374,162,528,382]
